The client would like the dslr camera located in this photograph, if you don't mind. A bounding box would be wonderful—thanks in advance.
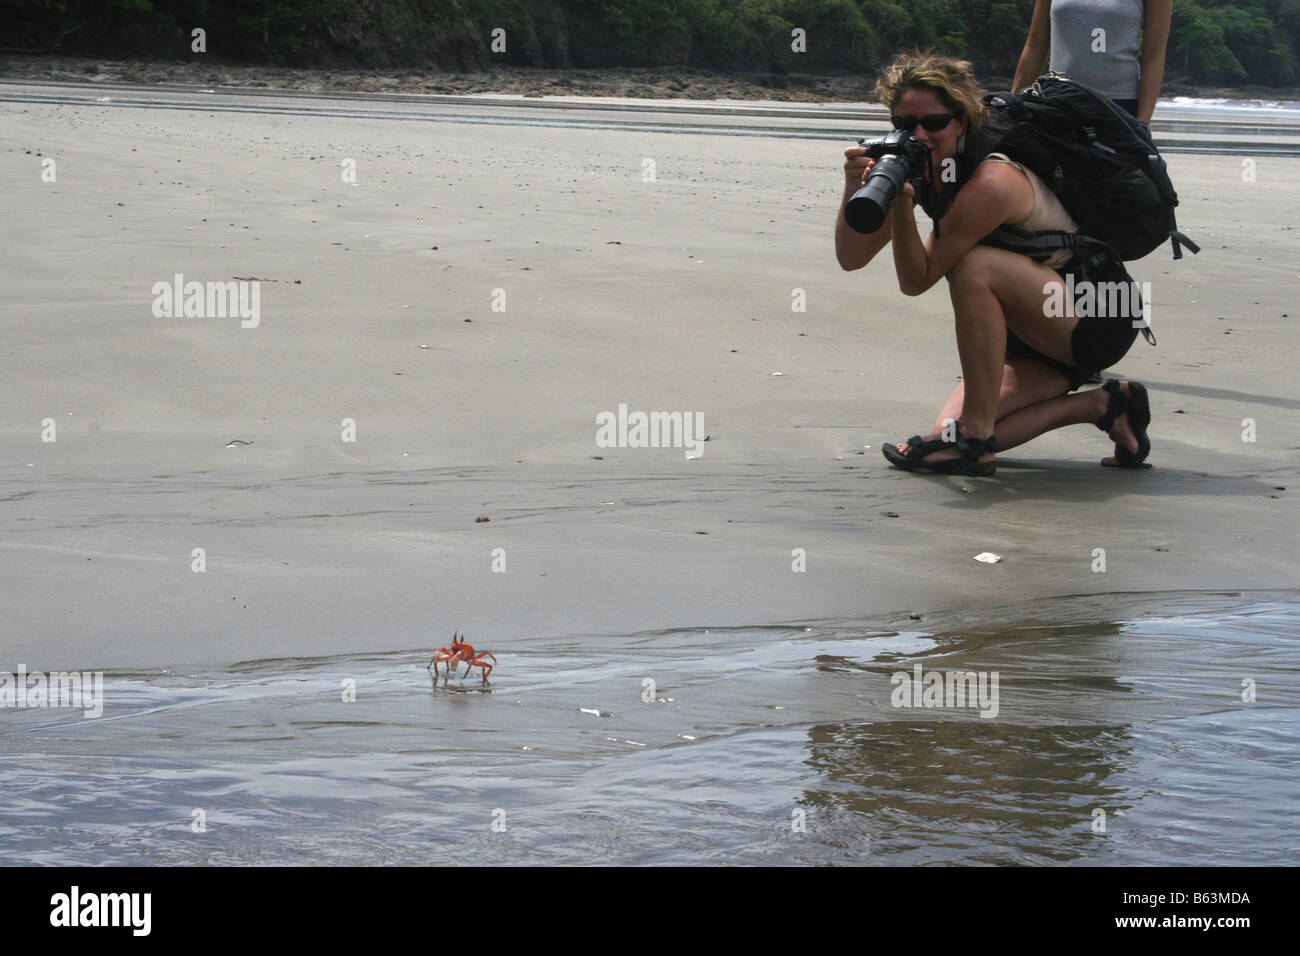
[844,130,932,234]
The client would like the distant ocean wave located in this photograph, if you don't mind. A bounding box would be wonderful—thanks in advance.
[1161,95,1300,114]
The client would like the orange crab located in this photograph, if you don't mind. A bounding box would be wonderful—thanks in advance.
[427,632,497,682]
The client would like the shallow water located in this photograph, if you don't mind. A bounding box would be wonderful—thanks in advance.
[1164,95,1300,114]
[2,590,1296,865]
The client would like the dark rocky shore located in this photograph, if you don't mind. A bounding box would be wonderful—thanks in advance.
[3,54,1290,102]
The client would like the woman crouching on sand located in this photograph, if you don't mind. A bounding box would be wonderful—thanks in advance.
[835,52,1150,476]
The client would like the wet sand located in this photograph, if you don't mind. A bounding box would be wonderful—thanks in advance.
[1,88,1298,671]
[5,592,1297,865]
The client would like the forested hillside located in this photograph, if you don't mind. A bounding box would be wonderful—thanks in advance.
[7,0,1300,87]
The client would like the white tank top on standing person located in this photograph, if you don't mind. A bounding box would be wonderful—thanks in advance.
[1048,0,1143,100]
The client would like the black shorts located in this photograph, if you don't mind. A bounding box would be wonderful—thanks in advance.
[1005,256,1142,391]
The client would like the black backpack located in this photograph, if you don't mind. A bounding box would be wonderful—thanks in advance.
[973,74,1199,265]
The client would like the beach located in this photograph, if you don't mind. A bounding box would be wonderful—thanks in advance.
[1,80,1298,865]
[3,83,1297,670]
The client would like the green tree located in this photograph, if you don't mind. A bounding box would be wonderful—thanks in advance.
[1172,0,1247,80]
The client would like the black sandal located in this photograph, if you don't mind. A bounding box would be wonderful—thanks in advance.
[882,423,998,476]
[1095,379,1151,468]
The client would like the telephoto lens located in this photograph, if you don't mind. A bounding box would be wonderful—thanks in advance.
[844,153,911,234]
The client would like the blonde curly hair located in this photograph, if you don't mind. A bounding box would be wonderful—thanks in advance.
[874,52,988,142]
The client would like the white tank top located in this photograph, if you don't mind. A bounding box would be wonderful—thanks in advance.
[982,153,1079,268]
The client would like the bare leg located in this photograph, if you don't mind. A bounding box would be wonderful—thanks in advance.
[995,380,1143,456]
[901,356,1070,460]
[921,357,1071,440]
[994,387,1105,451]
[901,371,1144,458]
[893,246,1084,465]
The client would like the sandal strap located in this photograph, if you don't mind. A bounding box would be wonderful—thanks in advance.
[904,434,949,458]
[956,430,998,459]
[901,423,998,461]
[1095,380,1126,432]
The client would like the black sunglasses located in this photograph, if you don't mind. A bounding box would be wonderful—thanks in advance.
[890,112,956,133]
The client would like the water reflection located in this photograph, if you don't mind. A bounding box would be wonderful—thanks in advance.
[798,720,1134,864]
[1,591,1295,865]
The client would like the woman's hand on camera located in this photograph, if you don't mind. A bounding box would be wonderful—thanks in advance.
[844,146,874,188]
[836,145,891,271]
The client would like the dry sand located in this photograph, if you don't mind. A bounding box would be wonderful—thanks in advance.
[2,89,1297,670]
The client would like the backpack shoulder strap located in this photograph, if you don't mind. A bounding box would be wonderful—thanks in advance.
[981,225,1117,269]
